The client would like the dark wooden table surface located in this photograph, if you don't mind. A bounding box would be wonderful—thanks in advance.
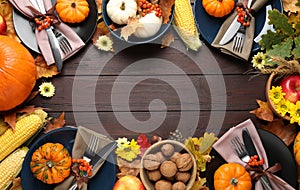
[29,28,268,140]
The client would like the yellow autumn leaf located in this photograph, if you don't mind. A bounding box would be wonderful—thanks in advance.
[35,55,59,79]
[282,0,300,12]
[199,132,218,154]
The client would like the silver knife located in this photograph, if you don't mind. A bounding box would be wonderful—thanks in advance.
[31,0,63,72]
[219,0,253,45]
[242,128,273,190]
[254,5,274,43]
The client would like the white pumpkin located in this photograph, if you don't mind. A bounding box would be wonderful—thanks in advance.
[133,12,163,38]
[106,0,137,25]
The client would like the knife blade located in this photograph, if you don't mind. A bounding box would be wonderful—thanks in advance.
[32,0,63,72]
[90,141,117,172]
[242,128,273,190]
[219,0,253,45]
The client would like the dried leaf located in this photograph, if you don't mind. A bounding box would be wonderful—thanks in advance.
[0,0,20,42]
[136,134,151,156]
[250,100,274,122]
[44,112,65,133]
[159,0,175,24]
[116,157,140,178]
[92,21,110,44]
[262,118,297,146]
[199,132,218,154]
[35,55,59,79]
[25,91,39,103]
[95,0,102,14]
[120,17,143,41]
[190,178,208,190]
[282,0,300,12]
[4,106,43,130]
[9,177,22,190]
[161,32,174,48]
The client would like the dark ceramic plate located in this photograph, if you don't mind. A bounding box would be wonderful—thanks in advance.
[206,128,297,189]
[21,127,116,190]
[193,0,283,52]
[12,0,98,53]
[102,0,174,44]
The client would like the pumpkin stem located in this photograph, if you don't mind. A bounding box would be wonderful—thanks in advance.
[46,161,55,168]
[71,2,76,8]
[120,2,125,10]
[230,178,239,186]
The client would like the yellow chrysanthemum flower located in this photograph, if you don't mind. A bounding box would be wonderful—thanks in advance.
[269,86,285,104]
[39,82,55,98]
[95,35,113,51]
[274,99,289,117]
[288,101,300,124]
[115,139,141,161]
[116,137,129,147]
[251,52,267,70]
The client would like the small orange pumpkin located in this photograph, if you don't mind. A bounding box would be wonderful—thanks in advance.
[294,132,300,166]
[0,35,36,111]
[56,0,90,23]
[30,143,72,184]
[202,0,235,18]
[214,163,252,190]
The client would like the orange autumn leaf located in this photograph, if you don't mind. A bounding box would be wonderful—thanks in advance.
[116,157,140,178]
[159,0,175,24]
[250,99,274,122]
[0,0,20,42]
[282,0,300,12]
[96,0,102,14]
[4,106,43,130]
[35,55,59,79]
[92,21,110,44]
[44,112,65,133]
[9,177,22,190]
[161,32,174,48]
[262,118,297,146]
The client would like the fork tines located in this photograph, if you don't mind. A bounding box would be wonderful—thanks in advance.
[230,136,246,156]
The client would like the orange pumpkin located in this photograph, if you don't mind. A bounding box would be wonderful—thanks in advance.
[294,132,300,165]
[202,0,235,18]
[30,143,72,184]
[0,35,36,111]
[56,0,90,23]
[214,163,252,190]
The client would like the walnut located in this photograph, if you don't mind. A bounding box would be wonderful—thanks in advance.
[160,160,177,178]
[175,172,191,183]
[161,143,175,157]
[170,152,181,162]
[147,169,161,182]
[143,154,161,170]
[155,151,166,163]
[155,180,172,190]
[172,181,187,190]
[176,153,193,172]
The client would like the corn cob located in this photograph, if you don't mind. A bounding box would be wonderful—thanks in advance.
[173,0,202,51]
[0,147,29,189]
[0,110,47,162]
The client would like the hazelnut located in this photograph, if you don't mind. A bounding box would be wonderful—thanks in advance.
[170,152,181,162]
[161,143,175,157]
[155,180,172,190]
[160,160,177,178]
[155,151,166,163]
[172,181,187,190]
[176,153,193,172]
[143,154,161,170]
[175,172,191,183]
[147,169,161,181]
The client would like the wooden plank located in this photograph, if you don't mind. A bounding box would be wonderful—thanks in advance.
[31,74,267,111]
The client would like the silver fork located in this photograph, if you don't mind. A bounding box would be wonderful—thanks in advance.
[231,136,273,190]
[69,134,99,190]
[53,30,72,55]
[232,26,245,53]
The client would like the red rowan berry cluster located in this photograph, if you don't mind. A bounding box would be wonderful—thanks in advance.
[247,155,264,167]
[34,16,53,31]
[236,6,250,27]
[72,158,93,177]
[137,0,162,17]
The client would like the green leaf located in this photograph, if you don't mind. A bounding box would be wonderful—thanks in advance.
[259,30,286,50]
[269,9,294,36]
[267,37,293,58]
[293,36,300,59]
[296,0,300,6]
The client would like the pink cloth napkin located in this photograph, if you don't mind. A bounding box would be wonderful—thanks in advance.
[213,119,295,190]
[9,0,85,66]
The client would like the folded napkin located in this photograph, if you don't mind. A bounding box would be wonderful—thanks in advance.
[54,126,114,190]
[213,119,295,190]
[9,0,85,66]
[211,0,267,61]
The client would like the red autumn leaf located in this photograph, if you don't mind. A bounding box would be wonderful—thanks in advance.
[250,99,274,122]
[4,105,43,130]
[262,118,297,146]
[137,134,151,156]
[44,112,65,133]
